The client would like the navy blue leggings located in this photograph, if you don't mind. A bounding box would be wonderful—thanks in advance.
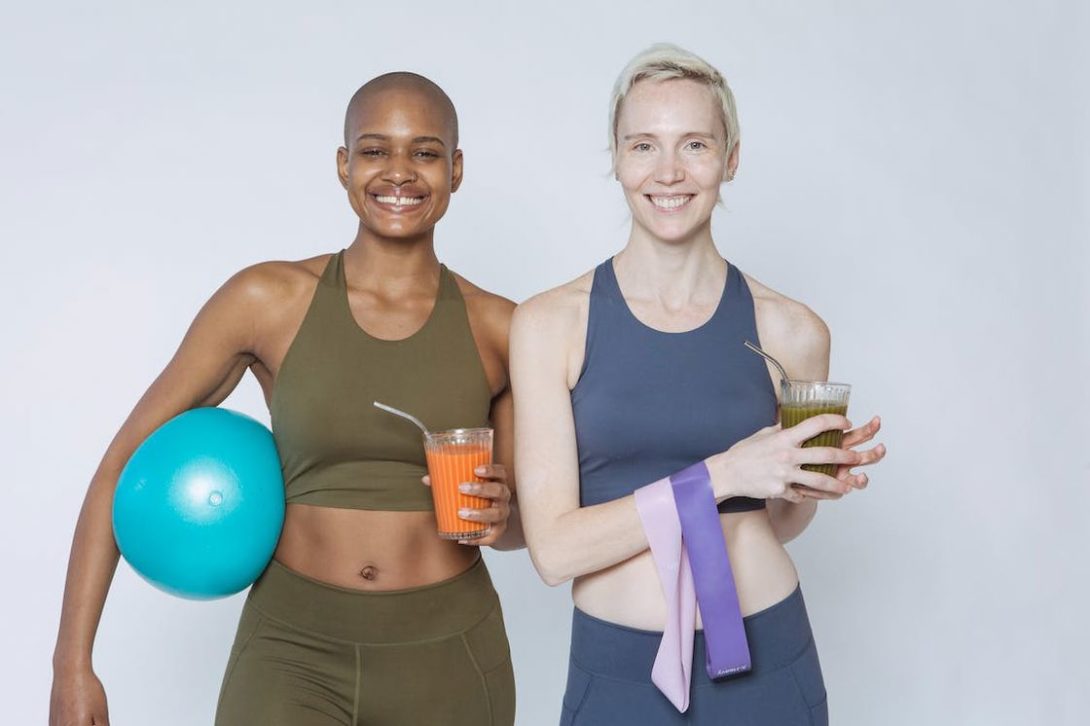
[560,585,828,725]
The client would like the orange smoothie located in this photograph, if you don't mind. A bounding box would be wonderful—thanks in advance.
[424,433,493,540]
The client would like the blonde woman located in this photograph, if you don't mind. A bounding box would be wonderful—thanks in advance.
[511,45,885,725]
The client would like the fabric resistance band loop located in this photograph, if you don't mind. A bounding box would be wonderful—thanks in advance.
[634,477,695,712]
[670,461,752,678]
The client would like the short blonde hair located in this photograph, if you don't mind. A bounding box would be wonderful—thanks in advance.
[609,43,740,168]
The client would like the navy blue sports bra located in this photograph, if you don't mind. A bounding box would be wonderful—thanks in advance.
[571,258,777,513]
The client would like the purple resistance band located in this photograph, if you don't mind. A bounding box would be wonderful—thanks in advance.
[670,461,752,679]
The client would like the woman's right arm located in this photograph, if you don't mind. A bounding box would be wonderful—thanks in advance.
[510,291,652,586]
[50,265,280,726]
[510,292,860,588]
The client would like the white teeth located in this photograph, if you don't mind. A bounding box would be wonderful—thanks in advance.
[650,195,693,210]
[375,195,424,206]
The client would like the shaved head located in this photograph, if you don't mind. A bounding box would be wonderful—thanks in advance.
[343,72,459,149]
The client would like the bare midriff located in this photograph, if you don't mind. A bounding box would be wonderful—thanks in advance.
[572,509,798,630]
[273,504,479,592]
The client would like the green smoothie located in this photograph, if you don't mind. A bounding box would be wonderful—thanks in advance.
[780,402,849,476]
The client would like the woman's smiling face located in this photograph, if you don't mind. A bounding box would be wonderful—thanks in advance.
[337,84,462,241]
[613,78,736,244]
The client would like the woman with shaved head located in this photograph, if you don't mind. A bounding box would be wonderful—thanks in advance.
[50,73,518,726]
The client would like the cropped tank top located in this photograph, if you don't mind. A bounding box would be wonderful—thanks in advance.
[271,251,492,510]
[572,258,777,513]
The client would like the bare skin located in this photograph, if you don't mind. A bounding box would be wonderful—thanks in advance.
[511,77,886,630]
[50,73,521,726]
[262,251,520,590]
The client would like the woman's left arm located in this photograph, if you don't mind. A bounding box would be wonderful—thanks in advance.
[454,292,525,550]
[762,305,886,543]
[475,387,526,550]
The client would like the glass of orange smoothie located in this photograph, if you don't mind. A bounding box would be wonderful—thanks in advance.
[423,428,493,540]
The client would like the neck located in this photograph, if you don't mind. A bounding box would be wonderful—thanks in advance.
[615,220,726,306]
[343,223,441,288]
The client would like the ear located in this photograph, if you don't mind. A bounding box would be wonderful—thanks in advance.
[450,148,464,193]
[336,146,350,189]
[723,142,741,182]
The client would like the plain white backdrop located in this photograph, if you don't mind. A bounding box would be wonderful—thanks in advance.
[3,1,1087,724]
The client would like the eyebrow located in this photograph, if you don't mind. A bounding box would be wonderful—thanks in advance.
[355,133,447,147]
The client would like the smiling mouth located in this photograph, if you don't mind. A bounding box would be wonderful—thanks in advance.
[371,193,427,208]
[647,194,694,211]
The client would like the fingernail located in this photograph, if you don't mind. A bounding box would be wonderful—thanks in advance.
[458,508,472,517]
[475,466,486,475]
[459,483,472,493]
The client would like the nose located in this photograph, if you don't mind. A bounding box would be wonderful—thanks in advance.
[653,149,685,185]
[381,151,417,185]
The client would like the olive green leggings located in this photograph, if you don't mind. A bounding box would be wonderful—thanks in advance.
[215,557,515,726]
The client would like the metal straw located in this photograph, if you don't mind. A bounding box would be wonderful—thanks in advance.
[373,401,430,434]
[743,340,790,385]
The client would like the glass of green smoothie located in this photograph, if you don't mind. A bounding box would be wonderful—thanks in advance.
[779,381,852,476]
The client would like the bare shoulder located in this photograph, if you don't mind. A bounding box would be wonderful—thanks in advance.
[201,255,335,350]
[450,271,517,344]
[744,272,830,377]
[513,269,595,335]
[511,269,596,389]
[223,254,330,304]
[206,254,326,323]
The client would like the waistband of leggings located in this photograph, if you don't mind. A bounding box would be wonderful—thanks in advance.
[570,584,813,684]
[247,555,498,644]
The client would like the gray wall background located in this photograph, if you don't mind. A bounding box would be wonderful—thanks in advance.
[3,1,1086,724]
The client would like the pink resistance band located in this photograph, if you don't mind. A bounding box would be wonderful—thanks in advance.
[633,477,696,711]
[634,463,752,712]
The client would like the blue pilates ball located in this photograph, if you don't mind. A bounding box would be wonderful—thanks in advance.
[112,407,284,599]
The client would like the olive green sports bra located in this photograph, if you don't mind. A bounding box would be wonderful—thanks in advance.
[271,250,492,510]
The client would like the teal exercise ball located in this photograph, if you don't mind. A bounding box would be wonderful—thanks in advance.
[113,407,285,600]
